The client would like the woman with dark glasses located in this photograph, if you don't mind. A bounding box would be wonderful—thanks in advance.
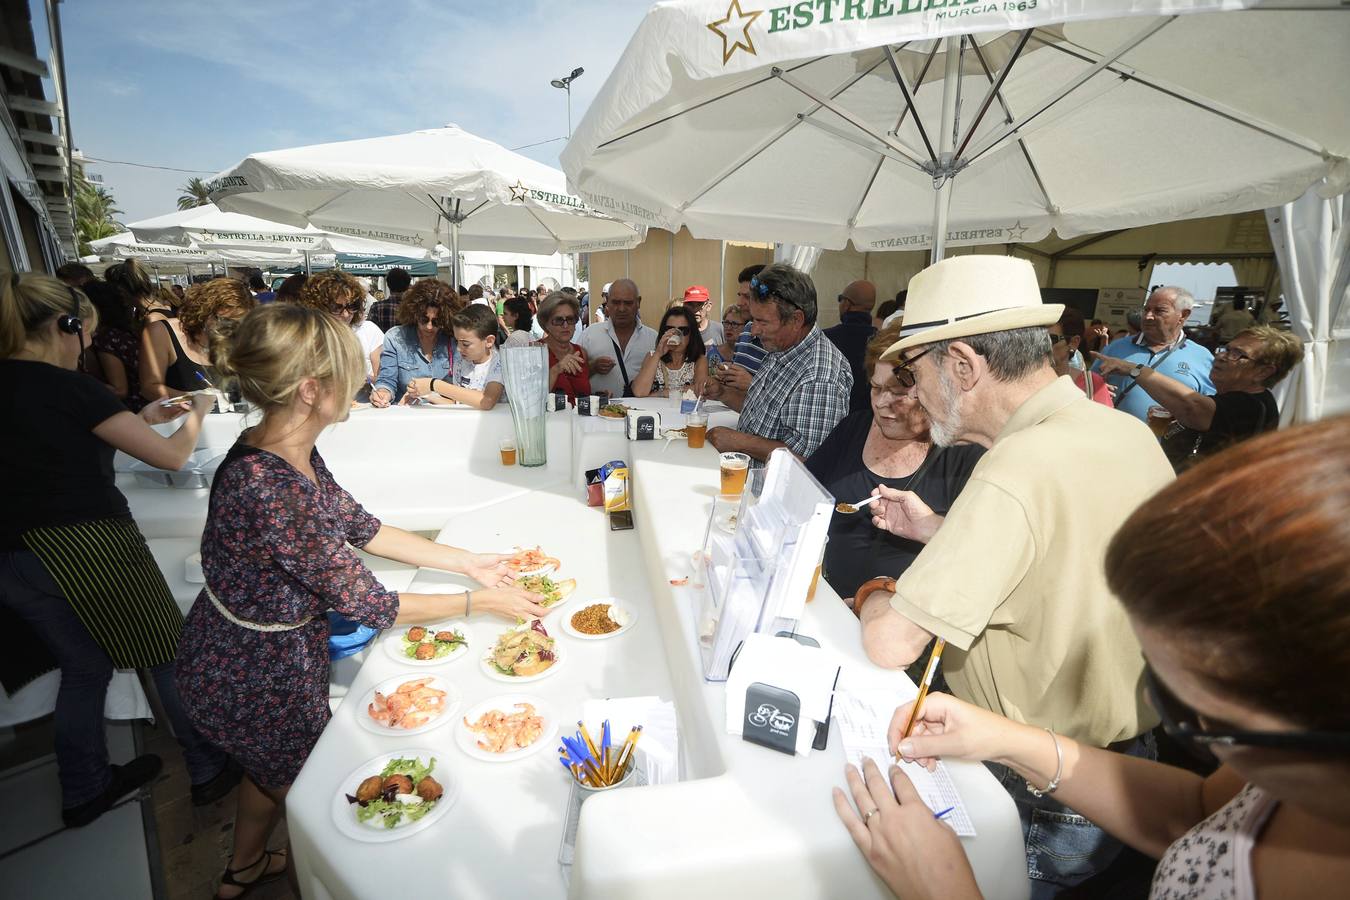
[535,290,590,399]
[296,270,384,382]
[371,279,460,406]
[632,306,707,398]
[834,416,1350,900]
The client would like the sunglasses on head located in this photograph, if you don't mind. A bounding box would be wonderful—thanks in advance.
[1144,666,1350,762]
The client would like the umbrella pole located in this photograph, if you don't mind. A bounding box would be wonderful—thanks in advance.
[929,35,963,264]
[303,250,311,275]
[451,220,461,290]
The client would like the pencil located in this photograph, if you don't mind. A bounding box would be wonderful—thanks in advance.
[896,638,946,760]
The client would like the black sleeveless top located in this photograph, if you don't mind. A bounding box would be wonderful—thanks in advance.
[160,319,215,392]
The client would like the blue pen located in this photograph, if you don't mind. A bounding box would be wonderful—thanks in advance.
[194,370,214,388]
[933,806,955,820]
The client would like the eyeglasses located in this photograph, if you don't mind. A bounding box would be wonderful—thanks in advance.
[419,315,439,326]
[1048,333,1067,345]
[893,345,937,388]
[723,318,746,329]
[1214,345,1255,363]
[665,325,691,336]
[1143,666,1350,761]
[331,302,361,314]
[549,315,578,327]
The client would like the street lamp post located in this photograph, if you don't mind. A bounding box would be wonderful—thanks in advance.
[550,67,584,139]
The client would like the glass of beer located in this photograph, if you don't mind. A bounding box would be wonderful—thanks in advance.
[499,438,517,466]
[719,452,750,496]
[1146,405,1173,440]
[685,411,708,449]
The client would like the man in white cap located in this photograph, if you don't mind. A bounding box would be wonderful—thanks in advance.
[852,256,1173,897]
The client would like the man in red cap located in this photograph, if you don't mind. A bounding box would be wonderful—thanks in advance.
[681,285,724,349]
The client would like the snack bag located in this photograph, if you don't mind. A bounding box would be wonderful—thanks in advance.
[600,460,630,513]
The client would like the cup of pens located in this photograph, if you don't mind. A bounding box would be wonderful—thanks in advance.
[559,720,642,795]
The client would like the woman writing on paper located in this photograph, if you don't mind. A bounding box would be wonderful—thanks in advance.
[833,417,1350,900]
[176,305,547,897]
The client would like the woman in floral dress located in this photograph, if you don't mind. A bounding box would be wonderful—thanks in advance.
[176,305,547,898]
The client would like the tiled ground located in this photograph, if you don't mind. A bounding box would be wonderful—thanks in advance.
[143,720,294,900]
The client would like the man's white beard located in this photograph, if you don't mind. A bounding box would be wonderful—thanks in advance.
[924,363,965,448]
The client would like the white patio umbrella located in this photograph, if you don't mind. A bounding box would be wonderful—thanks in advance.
[89,231,302,276]
[562,1,1349,261]
[127,203,434,274]
[207,125,646,287]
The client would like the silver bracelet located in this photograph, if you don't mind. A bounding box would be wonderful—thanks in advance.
[464,590,472,617]
[1027,728,1063,797]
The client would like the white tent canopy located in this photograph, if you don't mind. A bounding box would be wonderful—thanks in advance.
[563,1,1349,256]
[126,203,434,259]
[88,231,301,269]
[207,125,647,286]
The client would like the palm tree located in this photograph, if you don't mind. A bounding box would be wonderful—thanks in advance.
[177,177,211,210]
[74,169,124,256]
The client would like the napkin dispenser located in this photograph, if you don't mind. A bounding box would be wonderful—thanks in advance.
[576,394,602,416]
[625,409,661,440]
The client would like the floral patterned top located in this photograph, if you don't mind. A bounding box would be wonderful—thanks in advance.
[1151,783,1276,900]
[175,441,398,787]
[91,325,145,411]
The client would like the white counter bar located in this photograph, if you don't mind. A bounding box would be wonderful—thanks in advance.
[564,436,1029,900]
[270,403,1028,900]
[286,490,675,900]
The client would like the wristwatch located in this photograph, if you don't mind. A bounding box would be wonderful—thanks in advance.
[1129,364,1145,379]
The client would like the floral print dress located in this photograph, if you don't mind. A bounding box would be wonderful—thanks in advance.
[176,441,398,788]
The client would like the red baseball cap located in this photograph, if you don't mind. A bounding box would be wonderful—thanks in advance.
[683,285,710,304]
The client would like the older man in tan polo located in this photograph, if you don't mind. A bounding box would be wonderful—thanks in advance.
[853,256,1173,897]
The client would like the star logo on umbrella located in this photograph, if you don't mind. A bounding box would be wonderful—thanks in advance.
[707,0,763,66]
[1005,220,1029,241]
[508,180,530,203]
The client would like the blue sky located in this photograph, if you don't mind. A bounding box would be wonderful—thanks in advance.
[62,0,653,223]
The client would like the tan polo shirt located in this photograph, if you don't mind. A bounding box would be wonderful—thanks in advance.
[890,377,1172,747]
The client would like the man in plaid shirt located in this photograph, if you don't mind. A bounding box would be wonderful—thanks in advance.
[705,263,851,465]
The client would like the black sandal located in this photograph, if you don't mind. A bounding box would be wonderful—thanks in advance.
[213,848,287,900]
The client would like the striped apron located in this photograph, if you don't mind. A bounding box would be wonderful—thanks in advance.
[22,517,184,669]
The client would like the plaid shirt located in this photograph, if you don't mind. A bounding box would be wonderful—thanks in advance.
[367,294,402,332]
[737,327,852,464]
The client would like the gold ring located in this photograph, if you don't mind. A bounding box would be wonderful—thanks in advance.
[863,807,880,824]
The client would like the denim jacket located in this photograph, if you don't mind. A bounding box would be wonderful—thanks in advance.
[375,325,452,401]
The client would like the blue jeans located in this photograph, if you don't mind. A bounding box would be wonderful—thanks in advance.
[986,731,1157,899]
[0,551,227,807]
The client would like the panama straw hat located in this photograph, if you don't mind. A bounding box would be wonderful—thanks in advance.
[879,256,1063,362]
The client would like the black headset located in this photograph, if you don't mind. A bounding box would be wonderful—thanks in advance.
[58,284,83,337]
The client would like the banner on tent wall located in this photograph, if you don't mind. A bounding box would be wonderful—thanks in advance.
[273,254,436,277]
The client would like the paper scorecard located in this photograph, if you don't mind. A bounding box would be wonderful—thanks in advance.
[834,689,976,837]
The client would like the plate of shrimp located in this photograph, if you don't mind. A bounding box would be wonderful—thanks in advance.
[454,694,557,762]
[504,545,560,577]
[357,675,462,737]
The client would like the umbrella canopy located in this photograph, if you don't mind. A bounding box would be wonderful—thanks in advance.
[127,203,434,259]
[562,0,1350,258]
[89,231,302,270]
[207,125,647,285]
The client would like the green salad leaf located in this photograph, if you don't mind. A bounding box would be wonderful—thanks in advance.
[380,755,436,784]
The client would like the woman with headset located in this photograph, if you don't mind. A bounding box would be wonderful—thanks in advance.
[0,273,238,828]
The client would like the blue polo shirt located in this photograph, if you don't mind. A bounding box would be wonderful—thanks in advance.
[1094,333,1215,422]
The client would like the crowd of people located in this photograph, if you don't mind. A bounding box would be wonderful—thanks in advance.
[3,251,1330,900]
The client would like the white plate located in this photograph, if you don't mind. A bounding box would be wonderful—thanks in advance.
[355,674,462,737]
[479,633,565,684]
[454,694,556,762]
[331,748,459,843]
[560,600,638,641]
[382,623,470,667]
